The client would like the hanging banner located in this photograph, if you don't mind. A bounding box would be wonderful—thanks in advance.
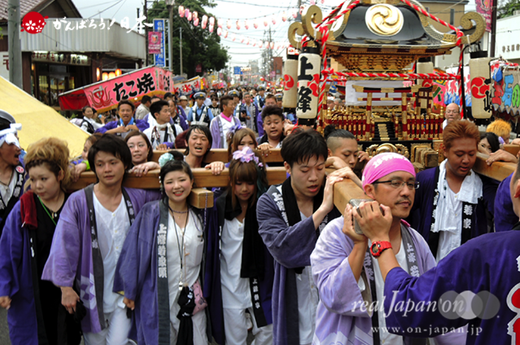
[154,19,166,67]
[282,47,299,109]
[444,66,471,108]
[59,66,175,112]
[469,57,493,119]
[475,0,493,32]
[173,76,203,96]
[148,32,162,54]
[296,45,321,121]
[488,62,520,116]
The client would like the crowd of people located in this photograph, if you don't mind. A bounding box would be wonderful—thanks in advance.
[0,87,519,345]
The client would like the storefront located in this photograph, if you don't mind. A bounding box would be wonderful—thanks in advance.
[31,52,91,107]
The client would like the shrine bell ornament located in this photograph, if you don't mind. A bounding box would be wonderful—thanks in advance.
[282,48,299,109]
[296,45,321,125]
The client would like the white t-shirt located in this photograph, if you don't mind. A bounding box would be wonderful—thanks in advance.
[436,186,463,261]
[144,124,183,149]
[81,117,103,132]
[219,115,237,150]
[93,194,130,313]
[220,218,252,309]
[371,239,407,345]
[167,211,204,320]
[296,212,319,345]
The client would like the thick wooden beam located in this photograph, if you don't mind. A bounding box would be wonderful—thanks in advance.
[70,167,288,190]
[333,179,369,216]
[189,188,214,208]
[503,144,520,156]
[151,149,283,163]
[70,165,371,214]
[473,152,515,182]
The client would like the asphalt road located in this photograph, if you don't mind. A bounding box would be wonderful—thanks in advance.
[0,307,251,344]
[0,307,10,344]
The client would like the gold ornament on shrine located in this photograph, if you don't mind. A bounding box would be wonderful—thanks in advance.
[365,4,404,36]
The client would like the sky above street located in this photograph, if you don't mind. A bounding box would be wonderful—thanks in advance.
[71,0,476,70]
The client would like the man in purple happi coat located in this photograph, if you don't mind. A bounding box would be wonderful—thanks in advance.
[257,130,351,345]
[42,135,159,343]
[95,100,149,139]
[361,154,520,345]
[311,152,465,345]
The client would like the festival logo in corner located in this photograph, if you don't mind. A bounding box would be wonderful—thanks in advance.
[21,12,49,34]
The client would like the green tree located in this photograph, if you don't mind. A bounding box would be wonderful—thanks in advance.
[498,0,520,19]
[147,0,229,77]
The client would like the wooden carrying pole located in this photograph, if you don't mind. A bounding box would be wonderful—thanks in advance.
[151,149,283,163]
[472,153,515,182]
[69,167,289,209]
[69,152,515,213]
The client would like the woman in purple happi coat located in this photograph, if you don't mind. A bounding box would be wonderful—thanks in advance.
[115,160,209,345]
[42,134,160,343]
[204,147,274,345]
[0,138,81,345]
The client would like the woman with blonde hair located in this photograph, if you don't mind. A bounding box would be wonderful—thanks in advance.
[486,118,511,144]
[0,137,81,344]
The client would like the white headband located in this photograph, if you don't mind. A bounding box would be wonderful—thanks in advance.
[0,124,22,149]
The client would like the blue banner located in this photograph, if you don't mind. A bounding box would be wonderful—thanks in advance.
[154,19,165,67]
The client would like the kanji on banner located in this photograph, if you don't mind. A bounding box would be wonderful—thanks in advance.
[149,32,162,54]
[59,66,175,112]
[172,77,203,96]
[475,0,493,32]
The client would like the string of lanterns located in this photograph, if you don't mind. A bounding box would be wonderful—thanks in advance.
[177,2,325,49]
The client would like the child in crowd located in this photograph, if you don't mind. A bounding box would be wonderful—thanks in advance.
[144,100,182,150]
[210,95,241,149]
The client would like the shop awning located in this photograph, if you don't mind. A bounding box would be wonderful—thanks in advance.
[0,76,88,156]
[59,66,205,113]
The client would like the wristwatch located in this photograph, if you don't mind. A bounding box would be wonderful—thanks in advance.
[370,241,392,257]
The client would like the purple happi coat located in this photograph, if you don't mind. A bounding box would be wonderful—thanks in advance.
[42,187,160,334]
[384,230,520,345]
[204,192,274,345]
[311,217,466,345]
[95,118,149,134]
[114,200,210,344]
[494,173,518,232]
[257,185,341,345]
[210,115,242,149]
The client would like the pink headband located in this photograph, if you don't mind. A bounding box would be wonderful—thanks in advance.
[362,152,416,189]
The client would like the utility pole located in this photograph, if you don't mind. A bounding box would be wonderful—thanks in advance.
[180,26,183,76]
[8,0,22,88]
[490,0,498,57]
[168,4,174,71]
[144,0,149,66]
[269,26,273,82]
